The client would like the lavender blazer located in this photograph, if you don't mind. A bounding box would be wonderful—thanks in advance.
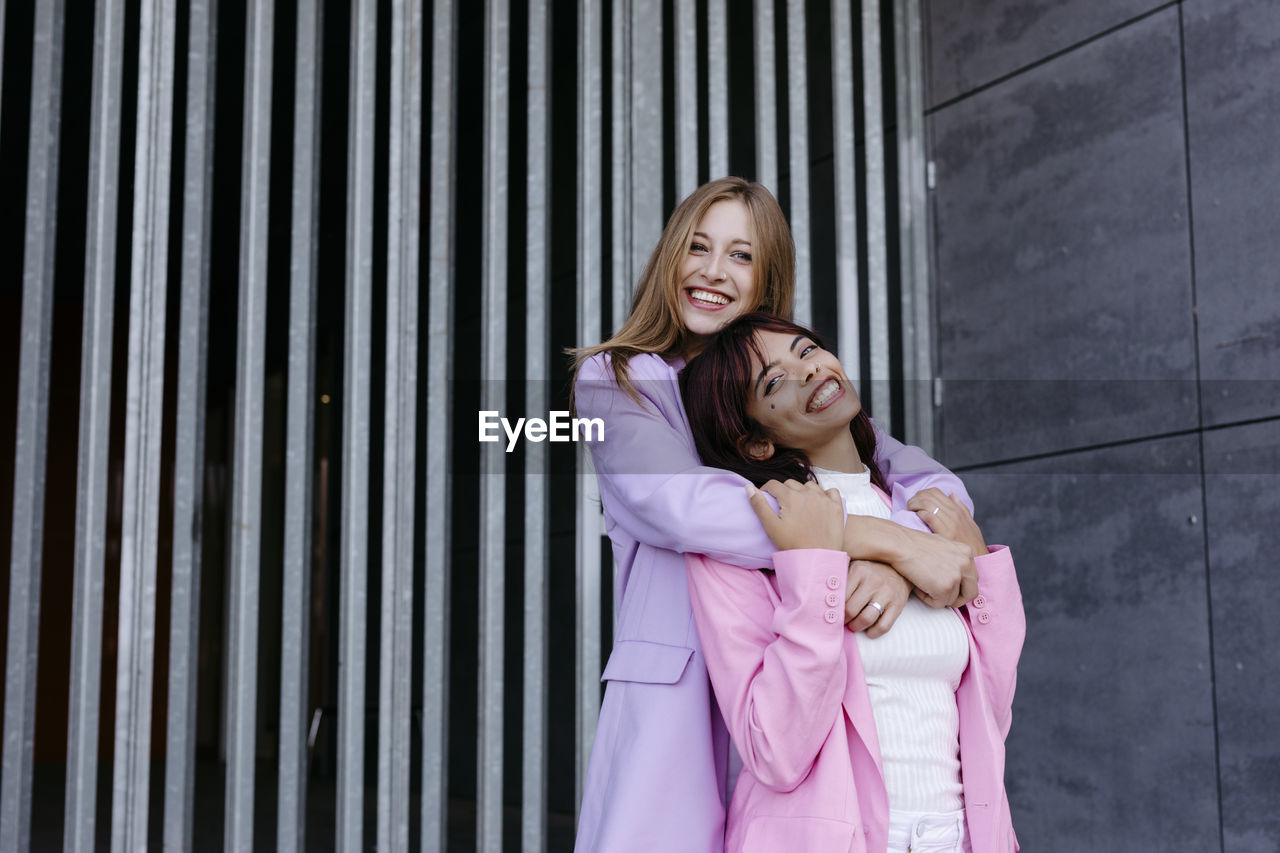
[687,544,1024,853]
[573,352,974,852]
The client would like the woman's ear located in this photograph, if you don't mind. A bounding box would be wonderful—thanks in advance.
[741,437,775,461]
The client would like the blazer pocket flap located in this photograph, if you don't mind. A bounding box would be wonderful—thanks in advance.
[601,640,694,684]
[742,816,856,852]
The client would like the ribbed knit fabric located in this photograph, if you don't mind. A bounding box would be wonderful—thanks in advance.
[812,465,969,814]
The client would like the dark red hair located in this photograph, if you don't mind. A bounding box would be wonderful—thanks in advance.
[679,311,887,491]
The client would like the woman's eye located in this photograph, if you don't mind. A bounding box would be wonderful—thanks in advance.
[731,250,752,262]
[800,344,816,358]
[690,242,707,253]
[764,376,780,395]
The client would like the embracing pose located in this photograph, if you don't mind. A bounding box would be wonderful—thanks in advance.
[680,312,1025,853]
[570,177,985,851]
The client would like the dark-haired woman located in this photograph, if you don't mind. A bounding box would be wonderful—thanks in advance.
[680,311,1024,853]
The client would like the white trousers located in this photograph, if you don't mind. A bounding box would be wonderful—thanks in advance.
[886,809,971,853]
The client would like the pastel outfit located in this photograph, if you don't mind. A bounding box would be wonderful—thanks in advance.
[684,480,1024,852]
[572,352,974,852]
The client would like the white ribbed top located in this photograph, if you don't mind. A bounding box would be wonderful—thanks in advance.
[812,466,969,814]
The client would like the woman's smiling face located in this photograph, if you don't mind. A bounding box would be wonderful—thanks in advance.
[745,330,863,461]
[677,199,757,340]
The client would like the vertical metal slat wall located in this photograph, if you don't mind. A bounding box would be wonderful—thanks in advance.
[477,0,509,847]
[0,1,935,849]
[226,0,273,845]
[337,0,376,848]
[112,0,177,848]
[277,0,322,848]
[162,0,217,846]
[422,0,457,849]
[377,0,422,849]
[64,0,123,848]
[523,1,551,850]
[1,0,63,849]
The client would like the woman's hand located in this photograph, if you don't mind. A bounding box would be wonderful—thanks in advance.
[842,516,977,608]
[747,479,846,553]
[843,560,910,638]
[908,488,988,558]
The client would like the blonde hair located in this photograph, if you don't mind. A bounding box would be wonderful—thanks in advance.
[570,177,795,399]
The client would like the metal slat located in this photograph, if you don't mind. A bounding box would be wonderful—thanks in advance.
[276,0,321,850]
[753,0,777,192]
[894,0,934,451]
[0,1,65,848]
[832,0,861,375]
[630,0,661,283]
[337,0,377,847]
[575,0,604,816]
[522,0,551,848]
[421,0,456,847]
[375,0,421,848]
[478,1,509,848]
[162,0,217,848]
[63,0,124,847]
[610,0,631,323]
[706,0,728,179]
[111,0,178,848]
[785,0,811,325]
[224,2,273,847]
[861,0,891,432]
[163,0,217,848]
[674,0,697,197]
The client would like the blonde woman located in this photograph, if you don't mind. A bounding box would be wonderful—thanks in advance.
[571,177,977,852]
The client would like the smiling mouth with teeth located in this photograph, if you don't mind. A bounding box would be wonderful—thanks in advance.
[687,288,730,307]
[807,378,843,412]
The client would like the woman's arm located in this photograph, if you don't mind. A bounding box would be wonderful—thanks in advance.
[685,481,852,791]
[962,546,1025,737]
[577,355,975,603]
[687,550,851,792]
[875,427,975,533]
[576,353,780,567]
[840,512,977,607]
[911,488,1025,734]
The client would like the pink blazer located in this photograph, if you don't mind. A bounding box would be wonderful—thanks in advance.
[687,545,1025,853]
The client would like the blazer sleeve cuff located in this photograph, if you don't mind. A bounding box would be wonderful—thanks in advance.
[965,544,1024,633]
[770,549,850,631]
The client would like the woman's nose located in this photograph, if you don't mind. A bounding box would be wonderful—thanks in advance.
[703,253,726,281]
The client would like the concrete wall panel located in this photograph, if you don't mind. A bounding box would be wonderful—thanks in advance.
[1184,0,1280,426]
[931,10,1197,467]
[1204,420,1280,850]
[963,436,1219,852]
[925,0,1168,106]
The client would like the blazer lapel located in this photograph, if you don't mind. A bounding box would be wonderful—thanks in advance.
[843,638,886,785]
[843,638,890,843]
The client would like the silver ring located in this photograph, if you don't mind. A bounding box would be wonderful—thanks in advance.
[866,600,884,620]
[932,506,940,516]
